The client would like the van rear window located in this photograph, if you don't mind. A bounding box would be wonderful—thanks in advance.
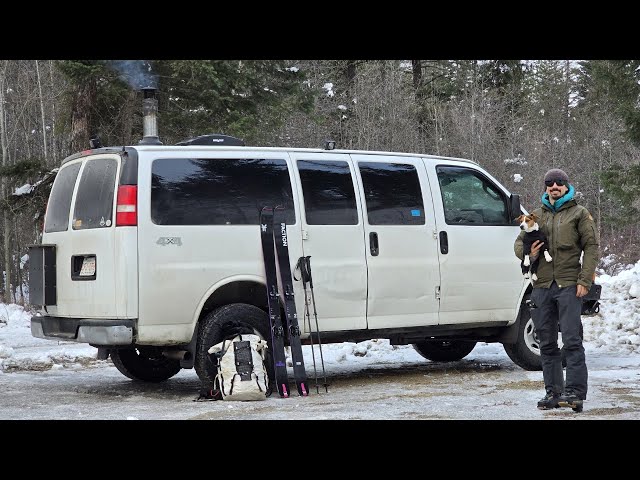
[151,158,295,225]
[44,163,81,233]
[73,158,117,230]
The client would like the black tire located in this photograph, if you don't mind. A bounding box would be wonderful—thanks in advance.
[503,302,543,371]
[413,340,477,362]
[194,303,273,389]
[110,346,181,382]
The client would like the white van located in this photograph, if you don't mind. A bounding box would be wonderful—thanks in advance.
[37,81,600,386]
[30,133,556,387]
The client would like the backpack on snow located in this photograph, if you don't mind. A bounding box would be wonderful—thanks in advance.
[208,333,269,401]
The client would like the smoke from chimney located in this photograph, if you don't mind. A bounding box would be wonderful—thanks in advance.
[106,60,162,145]
[108,60,157,90]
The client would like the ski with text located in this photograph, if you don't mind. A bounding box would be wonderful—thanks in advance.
[259,206,290,398]
[274,206,309,396]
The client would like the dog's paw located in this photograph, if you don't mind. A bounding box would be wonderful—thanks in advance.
[523,256,530,267]
[531,273,538,281]
[544,252,553,262]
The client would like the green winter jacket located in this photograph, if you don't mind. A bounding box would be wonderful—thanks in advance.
[514,185,600,289]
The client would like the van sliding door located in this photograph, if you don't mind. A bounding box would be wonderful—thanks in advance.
[352,155,440,329]
[289,153,368,332]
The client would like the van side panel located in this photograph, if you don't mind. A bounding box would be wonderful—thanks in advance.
[135,150,303,344]
[114,227,138,318]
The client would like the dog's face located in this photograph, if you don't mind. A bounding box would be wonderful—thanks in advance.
[516,213,539,233]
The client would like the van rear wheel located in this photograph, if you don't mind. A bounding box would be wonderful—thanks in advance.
[413,340,477,362]
[110,346,181,382]
[194,303,274,390]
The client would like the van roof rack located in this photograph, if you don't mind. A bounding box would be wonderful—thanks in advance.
[175,134,245,146]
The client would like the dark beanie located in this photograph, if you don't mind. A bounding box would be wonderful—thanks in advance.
[544,168,569,184]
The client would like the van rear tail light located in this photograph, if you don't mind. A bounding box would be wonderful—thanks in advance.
[116,185,137,226]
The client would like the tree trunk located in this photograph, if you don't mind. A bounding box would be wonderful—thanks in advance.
[49,60,57,165]
[14,216,23,304]
[0,62,12,302]
[35,60,48,163]
[412,59,424,131]
[121,88,137,145]
[70,78,97,153]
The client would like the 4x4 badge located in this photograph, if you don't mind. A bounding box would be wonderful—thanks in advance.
[156,237,182,246]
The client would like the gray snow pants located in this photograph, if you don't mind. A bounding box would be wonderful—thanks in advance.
[530,281,588,400]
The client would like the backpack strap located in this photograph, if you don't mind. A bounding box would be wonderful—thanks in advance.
[233,340,254,381]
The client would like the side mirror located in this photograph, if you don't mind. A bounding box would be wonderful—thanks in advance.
[509,194,521,223]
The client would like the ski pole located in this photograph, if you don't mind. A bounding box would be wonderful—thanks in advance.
[304,256,328,393]
[296,256,321,394]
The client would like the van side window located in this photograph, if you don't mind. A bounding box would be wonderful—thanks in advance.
[44,163,81,233]
[358,162,425,225]
[297,160,358,225]
[436,166,509,225]
[72,158,118,230]
[151,158,295,225]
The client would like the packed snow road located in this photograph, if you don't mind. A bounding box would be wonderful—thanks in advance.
[1,341,639,420]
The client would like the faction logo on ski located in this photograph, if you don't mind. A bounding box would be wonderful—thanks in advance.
[280,222,288,247]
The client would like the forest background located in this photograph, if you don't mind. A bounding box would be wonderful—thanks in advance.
[1,59,639,304]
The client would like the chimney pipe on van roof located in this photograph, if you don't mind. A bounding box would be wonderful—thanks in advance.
[139,88,162,145]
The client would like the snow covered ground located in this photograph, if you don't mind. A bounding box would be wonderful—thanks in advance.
[1,261,639,419]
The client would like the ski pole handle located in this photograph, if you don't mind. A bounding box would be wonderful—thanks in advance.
[304,256,314,288]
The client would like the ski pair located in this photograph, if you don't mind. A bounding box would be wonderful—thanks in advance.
[260,206,309,397]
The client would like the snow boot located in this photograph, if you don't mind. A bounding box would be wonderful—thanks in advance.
[537,391,561,410]
[558,392,584,412]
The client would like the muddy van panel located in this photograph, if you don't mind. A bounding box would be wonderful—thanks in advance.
[135,149,302,344]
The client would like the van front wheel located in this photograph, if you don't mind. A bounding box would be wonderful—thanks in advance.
[413,340,477,362]
[110,346,181,382]
[503,302,543,371]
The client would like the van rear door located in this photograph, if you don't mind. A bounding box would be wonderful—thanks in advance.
[43,155,123,318]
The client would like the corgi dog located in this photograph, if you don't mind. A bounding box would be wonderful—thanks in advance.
[517,213,552,281]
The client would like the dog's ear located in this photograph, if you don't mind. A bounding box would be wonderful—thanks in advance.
[530,212,539,221]
[515,214,524,223]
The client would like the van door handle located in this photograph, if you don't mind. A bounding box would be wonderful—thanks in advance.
[439,231,448,254]
[369,232,379,256]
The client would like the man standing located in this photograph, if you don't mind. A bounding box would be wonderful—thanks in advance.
[514,168,599,412]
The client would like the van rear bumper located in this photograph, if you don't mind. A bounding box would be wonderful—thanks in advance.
[31,315,135,346]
